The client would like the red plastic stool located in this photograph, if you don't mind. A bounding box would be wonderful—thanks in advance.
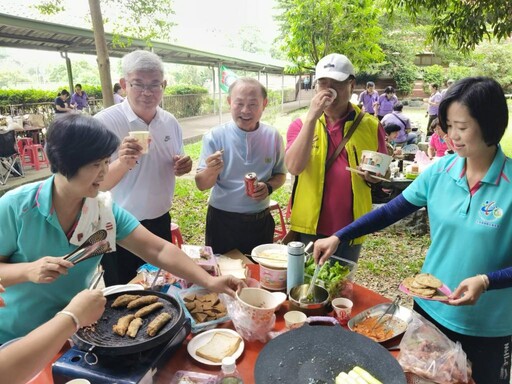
[21,144,49,171]
[170,222,183,248]
[269,200,287,242]
[17,137,33,155]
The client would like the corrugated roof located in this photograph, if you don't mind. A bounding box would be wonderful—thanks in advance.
[0,13,289,74]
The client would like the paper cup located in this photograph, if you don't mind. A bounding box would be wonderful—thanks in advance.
[332,297,353,325]
[65,380,91,384]
[128,131,150,154]
[360,150,392,176]
[284,310,307,329]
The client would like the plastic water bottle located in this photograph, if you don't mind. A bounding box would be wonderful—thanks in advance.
[217,356,243,384]
[287,241,305,294]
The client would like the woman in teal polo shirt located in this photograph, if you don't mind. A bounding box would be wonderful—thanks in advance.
[0,114,243,344]
[313,77,512,383]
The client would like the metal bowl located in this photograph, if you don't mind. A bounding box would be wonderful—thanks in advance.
[288,284,330,316]
[348,303,413,343]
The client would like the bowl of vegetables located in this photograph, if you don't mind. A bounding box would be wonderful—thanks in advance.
[304,256,357,300]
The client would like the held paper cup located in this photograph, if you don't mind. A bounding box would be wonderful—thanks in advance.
[332,297,353,326]
[360,150,392,176]
[284,310,307,329]
[128,131,150,154]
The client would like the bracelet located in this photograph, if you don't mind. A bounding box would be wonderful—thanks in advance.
[56,310,80,332]
[264,182,273,195]
[478,274,489,292]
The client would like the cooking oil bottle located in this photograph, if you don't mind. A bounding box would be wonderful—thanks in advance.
[217,356,243,384]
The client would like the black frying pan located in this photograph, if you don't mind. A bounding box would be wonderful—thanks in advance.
[254,323,406,384]
[72,290,185,356]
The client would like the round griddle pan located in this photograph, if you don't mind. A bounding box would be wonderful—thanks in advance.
[72,290,185,356]
[254,323,406,384]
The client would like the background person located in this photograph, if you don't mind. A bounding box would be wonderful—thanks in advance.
[195,78,286,255]
[54,89,74,114]
[70,83,89,111]
[285,53,387,263]
[0,285,105,384]
[313,77,512,383]
[0,114,242,344]
[381,102,417,145]
[358,81,379,116]
[375,86,398,120]
[427,118,451,159]
[113,82,125,104]
[425,83,442,134]
[96,50,193,286]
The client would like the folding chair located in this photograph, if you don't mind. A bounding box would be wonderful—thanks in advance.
[0,130,24,185]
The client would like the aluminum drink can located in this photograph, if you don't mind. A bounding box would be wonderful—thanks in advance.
[244,172,257,196]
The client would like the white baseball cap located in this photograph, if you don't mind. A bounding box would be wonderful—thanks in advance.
[315,53,355,82]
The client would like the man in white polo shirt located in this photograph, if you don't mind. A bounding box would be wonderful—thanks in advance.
[195,77,286,255]
[96,50,192,285]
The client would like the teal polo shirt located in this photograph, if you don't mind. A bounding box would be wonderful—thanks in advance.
[403,147,512,337]
[0,176,139,343]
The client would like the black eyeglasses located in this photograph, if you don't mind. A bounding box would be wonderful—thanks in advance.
[128,82,164,93]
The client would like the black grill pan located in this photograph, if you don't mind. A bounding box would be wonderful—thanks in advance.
[72,290,185,356]
[254,323,406,384]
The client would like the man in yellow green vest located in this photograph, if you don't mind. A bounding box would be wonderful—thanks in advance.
[285,53,388,263]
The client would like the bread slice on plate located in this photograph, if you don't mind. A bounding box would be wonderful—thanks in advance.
[195,332,242,363]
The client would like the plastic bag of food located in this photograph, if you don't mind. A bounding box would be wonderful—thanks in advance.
[136,263,182,291]
[398,313,472,384]
[220,293,275,343]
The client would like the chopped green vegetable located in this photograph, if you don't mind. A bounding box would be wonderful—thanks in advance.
[304,257,352,297]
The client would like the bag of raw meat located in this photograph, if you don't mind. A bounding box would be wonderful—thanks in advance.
[398,312,472,384]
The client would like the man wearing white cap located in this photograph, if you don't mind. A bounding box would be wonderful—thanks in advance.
[285,53,387,263]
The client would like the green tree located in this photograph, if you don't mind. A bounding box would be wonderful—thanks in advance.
[472,40,512,91]
[275,0,384,72]
[384,0,512,51]
[171,65,210,87]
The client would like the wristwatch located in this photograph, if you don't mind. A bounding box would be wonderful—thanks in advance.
[264,182,273,195]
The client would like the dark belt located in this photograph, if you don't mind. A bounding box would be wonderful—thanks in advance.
[210,205,270,222]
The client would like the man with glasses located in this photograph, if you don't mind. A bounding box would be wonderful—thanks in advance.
[96,50,192,285]
[285,53,387,263]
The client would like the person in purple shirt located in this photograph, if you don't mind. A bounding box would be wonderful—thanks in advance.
[381,102,417,144]
[70,84,89,111]
[358,81,379,115]
[376,86,398,120]
[424,83,442,133]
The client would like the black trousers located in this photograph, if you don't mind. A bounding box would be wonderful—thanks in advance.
[427,114,438,133]
[101,212,171,286]
[414,303,511,384]
[205,205,275,255]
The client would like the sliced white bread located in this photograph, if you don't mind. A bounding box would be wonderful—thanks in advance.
[195,332,242,363]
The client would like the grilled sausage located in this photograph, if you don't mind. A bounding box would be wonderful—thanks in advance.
[147,312,172,337]
[126,295,159,309]
[126,317,144,338]
[111,294,141,308]
[113,314,135,337]
[134,302,164,318]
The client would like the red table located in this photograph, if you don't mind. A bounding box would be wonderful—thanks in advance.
[34,265,395,384]
[154,264,395,383]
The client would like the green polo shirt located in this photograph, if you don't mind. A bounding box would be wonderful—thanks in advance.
[403,147,512,337]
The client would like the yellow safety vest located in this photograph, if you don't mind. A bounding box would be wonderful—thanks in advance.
[290,106,380,244]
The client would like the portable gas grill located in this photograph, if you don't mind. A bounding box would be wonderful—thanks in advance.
[52,290,190,384]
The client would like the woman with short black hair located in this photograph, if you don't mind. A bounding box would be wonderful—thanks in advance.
[0,114,243,345]
[314,77,512,383]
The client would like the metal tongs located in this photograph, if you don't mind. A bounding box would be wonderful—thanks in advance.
[63,230,110,265]
[371,295,401,332]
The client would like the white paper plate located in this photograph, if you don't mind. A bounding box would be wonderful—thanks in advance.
[101,284,143,296]
[187,329,244,366]
[251,244,288,268]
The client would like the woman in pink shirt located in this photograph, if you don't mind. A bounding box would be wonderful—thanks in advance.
[428,118,453,158]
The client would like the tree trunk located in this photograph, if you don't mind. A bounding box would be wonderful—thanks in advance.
[88,0,114,108]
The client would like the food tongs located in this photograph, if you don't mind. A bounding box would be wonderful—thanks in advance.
[371,295,401,332]
[63,230,111,265]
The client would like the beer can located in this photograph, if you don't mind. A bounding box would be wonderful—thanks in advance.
[244,172,257,196]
